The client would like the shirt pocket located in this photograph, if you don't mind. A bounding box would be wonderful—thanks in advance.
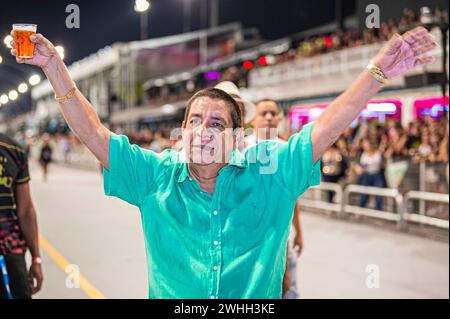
[232,199,267,256]
[240,200,266,229]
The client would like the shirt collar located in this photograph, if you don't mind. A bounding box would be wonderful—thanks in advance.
[176,148,247,184]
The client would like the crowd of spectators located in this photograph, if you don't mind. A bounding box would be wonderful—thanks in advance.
[321,116,449,208]
[274,6,448,63]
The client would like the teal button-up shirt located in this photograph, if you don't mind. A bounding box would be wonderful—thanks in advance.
[103,122,321,299]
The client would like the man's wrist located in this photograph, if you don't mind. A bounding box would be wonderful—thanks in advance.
[362,68,384,91]
[42,54,62,75]
[42,56,75,98]
[366,62,388,84]
[32,256,42,265]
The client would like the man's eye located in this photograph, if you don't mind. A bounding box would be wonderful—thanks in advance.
[212,123,224,129]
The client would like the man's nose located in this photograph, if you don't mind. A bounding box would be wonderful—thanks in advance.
[193,125,212,140]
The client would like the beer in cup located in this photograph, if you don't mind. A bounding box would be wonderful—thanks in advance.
[12,24,37,58]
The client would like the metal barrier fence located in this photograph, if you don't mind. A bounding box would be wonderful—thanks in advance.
[300,182,343,213]
[299,183,449,231]
[344,185,407,231]
[404,191,449,229]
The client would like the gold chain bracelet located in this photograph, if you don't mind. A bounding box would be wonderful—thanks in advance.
[366,62,388,84]
[55,86,77,103]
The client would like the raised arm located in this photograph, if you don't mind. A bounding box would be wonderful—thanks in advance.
[311,27,437,163]
[10,33,111,169]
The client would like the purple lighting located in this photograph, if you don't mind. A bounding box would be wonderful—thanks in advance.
[205,71,221,81]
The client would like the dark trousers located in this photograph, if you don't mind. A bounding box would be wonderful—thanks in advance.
[322,175,340,203]
[359,172,385,211]
[0,253,31,299]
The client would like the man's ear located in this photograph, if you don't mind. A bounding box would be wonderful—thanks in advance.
[232,127,245,151]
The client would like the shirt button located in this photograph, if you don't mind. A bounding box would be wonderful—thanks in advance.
[213,210,218,216]
[213,241,219,246]
[213,266,218,271]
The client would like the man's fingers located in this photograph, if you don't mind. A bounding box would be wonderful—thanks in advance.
[29,269,43,294]
[387,33,403,50]
[409,33,435,47]
[11,50,26,63]
[415,55,435,67]
[16,56,26,64]
[30,33,44,43]
[413,42,438,56]
[405,26,428,38]
[403,26,429,45]
[33,278,43,294]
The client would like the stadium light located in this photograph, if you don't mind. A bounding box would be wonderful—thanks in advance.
[8,90,18,101]
[134,0,150,13]
[0,94,8,105]
[135,0,151,40]
[18,82,28,93]
[55,46,65,60]
[29,74,41,86]
[4,35,13,49]
[0,55,3,64]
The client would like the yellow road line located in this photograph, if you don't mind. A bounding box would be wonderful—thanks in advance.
[38,234,106,299]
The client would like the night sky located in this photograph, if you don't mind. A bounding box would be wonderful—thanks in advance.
[0,0,355,112]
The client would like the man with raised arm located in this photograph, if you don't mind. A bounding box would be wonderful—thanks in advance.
[10,26,437,298]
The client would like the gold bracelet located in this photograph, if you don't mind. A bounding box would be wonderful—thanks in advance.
[366,62,388,84]
[55,86,77,103]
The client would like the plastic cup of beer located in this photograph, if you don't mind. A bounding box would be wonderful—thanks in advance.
[12,24,37,58]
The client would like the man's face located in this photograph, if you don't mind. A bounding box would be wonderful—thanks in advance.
[183,97,234,165]
[252,101,280,130]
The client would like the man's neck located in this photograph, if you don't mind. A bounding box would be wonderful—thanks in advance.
[188,162,228,195]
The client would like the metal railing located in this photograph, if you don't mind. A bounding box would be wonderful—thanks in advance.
[299,182,343,213]
[342,185,407,231]
[404,191,449,229]
[299,183,449,232]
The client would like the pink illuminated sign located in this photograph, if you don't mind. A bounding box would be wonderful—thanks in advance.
[289,99,403,131]
[413,96,449,121]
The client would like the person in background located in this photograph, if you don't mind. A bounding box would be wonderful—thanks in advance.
[355,140,386,211]
[438,124,449,164]
[249,99,304,299]
[39,134,53,183]
[149,131,164,153]
[384,124,407,161]
[60,135,71,163]
[405,122,422,156]
[0,133,43,299]
[321,141,348,203]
